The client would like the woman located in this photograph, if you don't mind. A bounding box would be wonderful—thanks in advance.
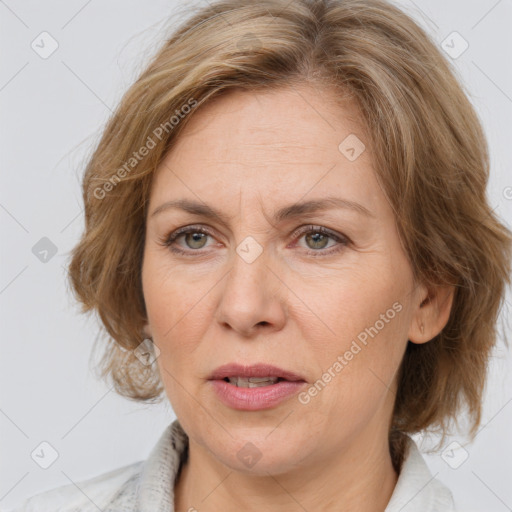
[8,0,511,510]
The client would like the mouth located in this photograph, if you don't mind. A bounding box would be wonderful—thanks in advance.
[221,376,288,387]
[208,363,307,411]
[208,363,307,384]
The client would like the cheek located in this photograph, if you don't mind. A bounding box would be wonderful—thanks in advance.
[294,258,409,345]
[297,259,411,402]
[142,248,208,336]
[141,255,203,386]
[299,300,409,441]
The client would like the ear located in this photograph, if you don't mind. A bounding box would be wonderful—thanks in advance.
[141,321,153,340]
[408,282,455,344]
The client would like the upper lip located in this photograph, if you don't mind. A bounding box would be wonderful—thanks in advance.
[209,363,306,382]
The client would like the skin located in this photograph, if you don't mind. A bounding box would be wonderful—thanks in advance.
[141,84,454,512]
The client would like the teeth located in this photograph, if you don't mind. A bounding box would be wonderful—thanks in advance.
[227,376,280,387]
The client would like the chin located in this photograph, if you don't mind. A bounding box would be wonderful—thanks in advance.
[203,422,316,475]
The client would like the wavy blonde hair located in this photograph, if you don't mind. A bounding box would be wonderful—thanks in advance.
[67,0,511,467]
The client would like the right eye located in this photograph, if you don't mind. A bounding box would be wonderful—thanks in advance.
[159,225,216,255]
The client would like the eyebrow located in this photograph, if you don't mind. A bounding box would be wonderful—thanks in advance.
[149,196,375,223]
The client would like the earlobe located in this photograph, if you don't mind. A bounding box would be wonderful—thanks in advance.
[142,321,153,340]
[408,284,455,344]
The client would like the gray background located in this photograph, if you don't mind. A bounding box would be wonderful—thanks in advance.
[1,1,511,510]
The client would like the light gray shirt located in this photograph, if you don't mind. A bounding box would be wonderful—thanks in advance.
[4,419,456,511]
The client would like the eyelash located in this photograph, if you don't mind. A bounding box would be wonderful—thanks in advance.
[158,224,350,258]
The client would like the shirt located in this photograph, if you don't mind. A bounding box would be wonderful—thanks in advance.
[4,419,456,511]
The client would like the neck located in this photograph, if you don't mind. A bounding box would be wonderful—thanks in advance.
[174,426,399,512]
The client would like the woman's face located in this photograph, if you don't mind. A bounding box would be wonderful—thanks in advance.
[142,85,426,475]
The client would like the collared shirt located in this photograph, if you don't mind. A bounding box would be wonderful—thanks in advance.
[5,419,456,511]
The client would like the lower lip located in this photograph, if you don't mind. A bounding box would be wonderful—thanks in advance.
[210,379,307,410]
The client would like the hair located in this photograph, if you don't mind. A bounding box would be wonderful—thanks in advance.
[67,0,511,469]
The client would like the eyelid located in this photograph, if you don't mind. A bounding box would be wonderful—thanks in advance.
[290,224,349,243]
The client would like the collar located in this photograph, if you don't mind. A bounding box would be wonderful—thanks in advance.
[136,419,188,512]
[385,435,455,511]
[136,419,455,512]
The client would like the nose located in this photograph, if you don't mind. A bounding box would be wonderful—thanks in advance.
[215,246,287,337]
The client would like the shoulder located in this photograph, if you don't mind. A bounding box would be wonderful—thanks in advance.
[4,419,189,512]
[4,461,144,512]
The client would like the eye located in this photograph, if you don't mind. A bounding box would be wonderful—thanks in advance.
[158,224,350,257]
[291,225,349,257]
[159,224,215,256]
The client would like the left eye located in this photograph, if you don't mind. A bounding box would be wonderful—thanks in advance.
[291,225,349,256]
[175,230,210,250]
[298,230,338,250]
[160,225,349,257]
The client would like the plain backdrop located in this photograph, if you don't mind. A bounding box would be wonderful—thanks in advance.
[1,1,511,510]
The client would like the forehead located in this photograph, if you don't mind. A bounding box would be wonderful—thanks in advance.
[168,85,366,158]
[149,85,380,213]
